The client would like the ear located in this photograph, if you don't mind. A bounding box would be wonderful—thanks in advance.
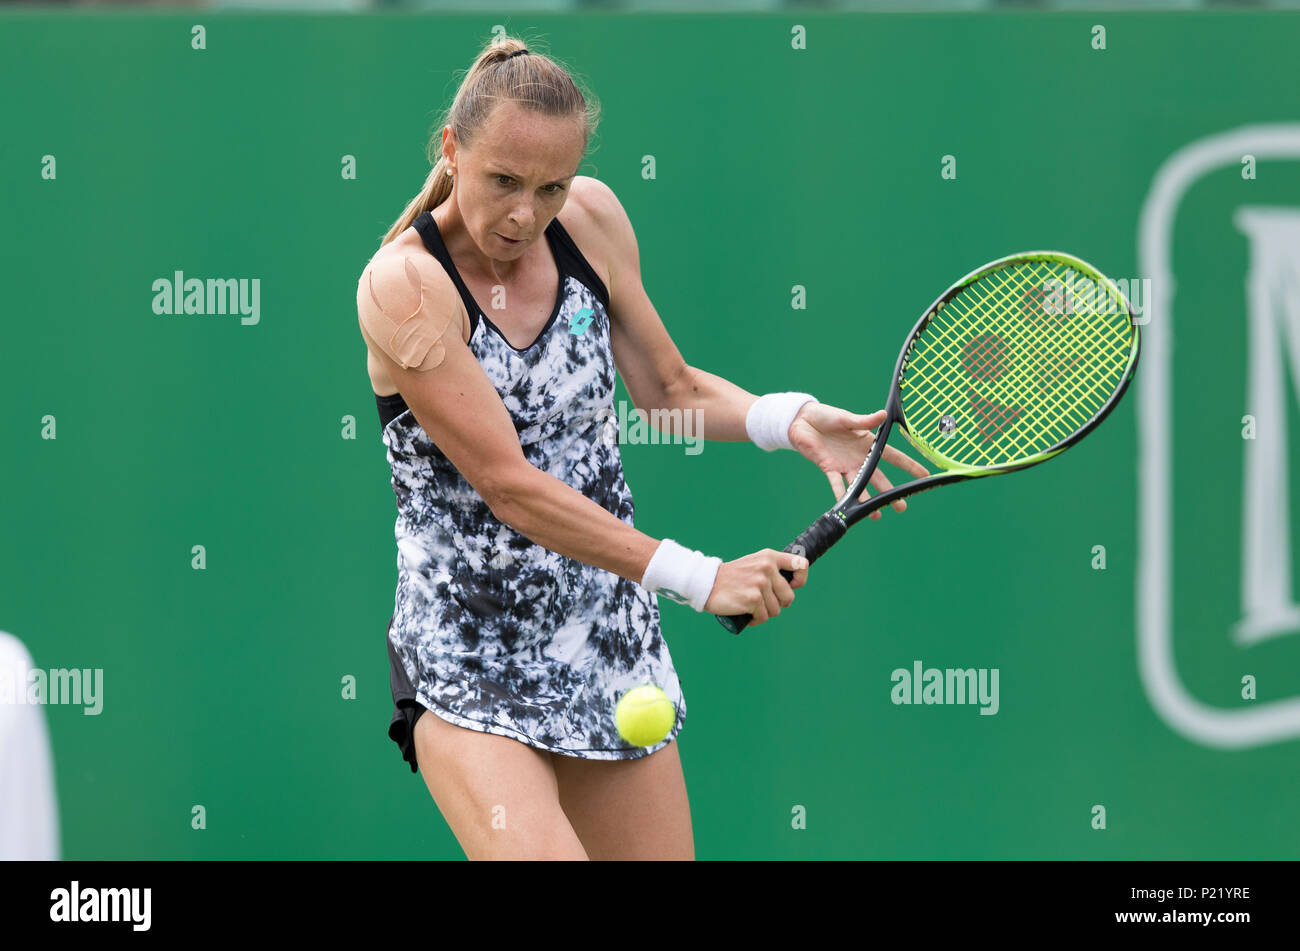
[440,125,457,165]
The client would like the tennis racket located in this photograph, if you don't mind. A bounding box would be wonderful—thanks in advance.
[718,250,1141,633]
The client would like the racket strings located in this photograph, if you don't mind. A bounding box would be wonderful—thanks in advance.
[911,262,1124,461]
[900,258,1133,468]
[960,266,1120,452]
[912,281,1114,462]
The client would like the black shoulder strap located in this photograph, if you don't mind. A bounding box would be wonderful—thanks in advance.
[375,390,408,428]
[412,211,483,335]
[548,216,611,311]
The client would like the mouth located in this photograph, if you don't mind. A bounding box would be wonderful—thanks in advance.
[496,233,525,246]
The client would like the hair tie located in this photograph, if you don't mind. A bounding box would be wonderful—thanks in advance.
[507,48,530,59]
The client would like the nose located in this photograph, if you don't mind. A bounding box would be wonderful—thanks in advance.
[509,203,536,232]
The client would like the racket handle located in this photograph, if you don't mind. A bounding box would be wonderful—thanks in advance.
[717,513,847,634]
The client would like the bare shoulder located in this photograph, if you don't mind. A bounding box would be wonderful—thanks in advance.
[360,229,456,297]
[561,175,637,291]
[356,229,470,394]
[565,175,632,244]
[358,230,469,343]
[567,174,621,217]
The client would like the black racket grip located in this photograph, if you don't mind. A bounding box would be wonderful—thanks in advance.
[716,513,847,634]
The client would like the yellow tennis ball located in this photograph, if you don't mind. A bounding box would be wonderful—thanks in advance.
[615,684,676,747]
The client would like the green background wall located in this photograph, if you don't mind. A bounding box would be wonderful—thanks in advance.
[2,11,1298,858]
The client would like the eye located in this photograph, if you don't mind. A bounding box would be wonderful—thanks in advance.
[496,174,513,186]
[544,184,564,195]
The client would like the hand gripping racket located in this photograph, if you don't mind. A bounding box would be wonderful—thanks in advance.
[718,251,1141,633]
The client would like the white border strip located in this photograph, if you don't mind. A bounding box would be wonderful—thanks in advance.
[1138,124,1300,749]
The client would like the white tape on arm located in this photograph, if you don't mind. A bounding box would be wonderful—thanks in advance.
[746,392,818,451]
[640,539,723,612]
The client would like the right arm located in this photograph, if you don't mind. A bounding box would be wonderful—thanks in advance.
[356,249,806,623]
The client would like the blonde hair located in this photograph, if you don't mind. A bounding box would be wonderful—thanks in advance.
[380,35,600,247]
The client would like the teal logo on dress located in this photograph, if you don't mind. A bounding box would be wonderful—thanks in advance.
[568,307,594,336]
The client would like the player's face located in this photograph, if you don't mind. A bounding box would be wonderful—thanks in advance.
[447,101,585,261]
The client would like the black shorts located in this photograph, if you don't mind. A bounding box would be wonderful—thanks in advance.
[386,615,427,774]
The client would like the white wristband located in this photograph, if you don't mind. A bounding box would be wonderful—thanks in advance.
[640,539,723,612]
[746,392,818,451]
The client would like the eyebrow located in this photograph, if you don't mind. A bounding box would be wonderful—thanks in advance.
[491,165,581,184]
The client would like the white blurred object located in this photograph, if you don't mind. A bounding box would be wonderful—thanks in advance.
[0,632,60,860]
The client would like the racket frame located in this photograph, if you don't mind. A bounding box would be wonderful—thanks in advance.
[839,250,1141,528]
[717,250,1141,634]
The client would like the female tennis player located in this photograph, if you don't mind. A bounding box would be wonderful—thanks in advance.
[357,37,928,861]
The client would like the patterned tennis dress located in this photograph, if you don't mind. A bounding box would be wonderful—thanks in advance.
[376,210,686,773]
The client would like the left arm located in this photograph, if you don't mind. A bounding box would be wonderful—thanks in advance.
[577,178,753,440]
[578,177,929,511]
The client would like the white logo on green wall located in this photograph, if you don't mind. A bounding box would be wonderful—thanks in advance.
[1138,124,1300,750]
